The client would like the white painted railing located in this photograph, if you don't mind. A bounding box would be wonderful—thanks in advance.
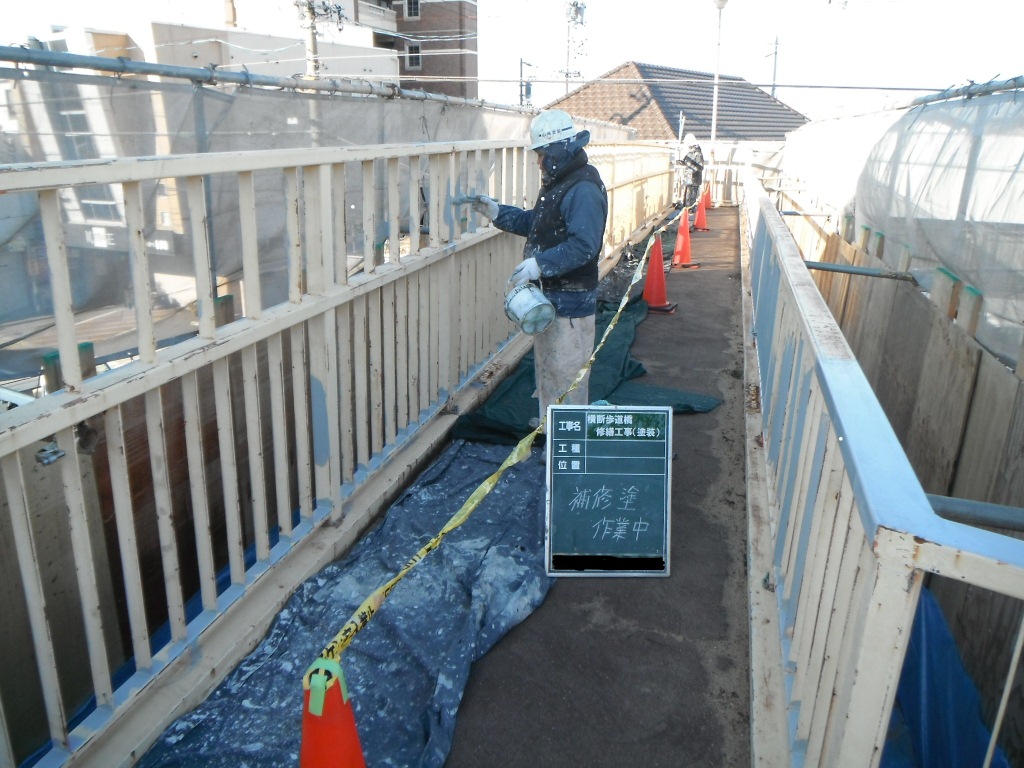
[742,168,1024,767]
[0,140,673,767]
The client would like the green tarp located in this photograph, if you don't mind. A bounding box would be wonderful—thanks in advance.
[452,296,722,445]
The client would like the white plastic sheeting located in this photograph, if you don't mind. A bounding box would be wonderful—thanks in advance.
[783,89,1024,364]
[858,92,1024,363]
[778,110,906,221]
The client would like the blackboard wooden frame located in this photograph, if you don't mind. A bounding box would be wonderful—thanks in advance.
[545,404,672,577]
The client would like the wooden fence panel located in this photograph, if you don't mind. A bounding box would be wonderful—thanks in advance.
[839,248,894,387]
[825,240,853,325]
[872,285,931,439]
[952,353,1019,502]
[995,384,1024,509]
[904,313,983,494]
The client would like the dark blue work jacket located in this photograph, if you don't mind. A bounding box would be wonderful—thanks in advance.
[493,150,608,318]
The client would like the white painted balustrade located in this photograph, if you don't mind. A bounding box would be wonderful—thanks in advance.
[0,140,673,767]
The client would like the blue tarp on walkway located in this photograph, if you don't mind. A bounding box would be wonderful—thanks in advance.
[138,249,723,767]
[139,440,551,768]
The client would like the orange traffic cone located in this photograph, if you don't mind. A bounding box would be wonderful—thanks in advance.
[643,234,677,314]
[301,659,366,768]
[693,189,709,232]
[671,214,699,270]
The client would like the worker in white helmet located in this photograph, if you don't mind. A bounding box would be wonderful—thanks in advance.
[458,109,608,432]
[678,133,704,218]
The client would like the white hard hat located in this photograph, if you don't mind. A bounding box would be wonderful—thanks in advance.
[530,109,577,150]
[684,133,698,146]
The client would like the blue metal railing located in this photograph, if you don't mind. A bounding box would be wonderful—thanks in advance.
[742,168,1024,767]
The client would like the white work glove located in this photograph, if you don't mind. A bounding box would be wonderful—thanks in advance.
[471,195,500,221]
[509,257,541,287]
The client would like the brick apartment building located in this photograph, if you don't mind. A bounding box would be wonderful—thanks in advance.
[384,0,478,99]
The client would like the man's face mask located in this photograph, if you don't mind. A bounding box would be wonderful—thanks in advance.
[537,141,570,180]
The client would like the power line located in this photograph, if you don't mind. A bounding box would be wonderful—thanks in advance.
[2,42,964,100]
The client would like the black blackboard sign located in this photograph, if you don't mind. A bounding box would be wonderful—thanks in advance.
[545,405,672,576]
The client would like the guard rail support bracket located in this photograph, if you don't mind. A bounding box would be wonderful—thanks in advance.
[803,260,917,284]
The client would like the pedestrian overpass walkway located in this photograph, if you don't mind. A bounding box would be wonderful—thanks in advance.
[3,136,1023,767]
[446,204,752,767]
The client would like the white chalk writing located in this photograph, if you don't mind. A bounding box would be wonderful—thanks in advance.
[592,515,650,542]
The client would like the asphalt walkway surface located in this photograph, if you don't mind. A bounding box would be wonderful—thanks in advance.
[446,205,750,768]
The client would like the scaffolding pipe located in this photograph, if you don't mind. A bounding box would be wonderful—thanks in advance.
[928,494,1024,533]
[802,260,916,283]
[0,45,498,109]
[910,75,1024,107]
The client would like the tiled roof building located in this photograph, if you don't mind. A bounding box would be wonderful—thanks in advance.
[549,61,808,141]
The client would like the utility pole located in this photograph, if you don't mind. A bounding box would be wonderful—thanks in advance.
[520,59,535,107]
[295,1,348,78]
[563,1,585,95]
[304,9,320,78]
[770,36,778,98]
[295,2,347,146]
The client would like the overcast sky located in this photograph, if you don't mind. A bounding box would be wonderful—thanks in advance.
[476,0,1024,119]
[4,0,1023,121]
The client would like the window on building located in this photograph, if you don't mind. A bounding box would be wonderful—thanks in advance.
[406,0,421,18]
[79,196,120,222]
[407,44,422,70]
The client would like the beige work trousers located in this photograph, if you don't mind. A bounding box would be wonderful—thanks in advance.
[533,314,596,429]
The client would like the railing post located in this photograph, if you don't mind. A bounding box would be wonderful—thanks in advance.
[333,163,349,284]
[58,426,114,707]
[429,153,443,249]
[408,155,422,255]
[123,180,158,360]
[1,452,70,751]
[362,159,377,271]
[827,535,922,767]
[285,167,304,303]
[387,156,401,262]
[186,176,217,339]
[39,189,83,391]
[237,171,263,319]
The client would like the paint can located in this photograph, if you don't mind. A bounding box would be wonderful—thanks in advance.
[504,282,555,335]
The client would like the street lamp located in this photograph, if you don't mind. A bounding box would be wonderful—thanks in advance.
[710,0,728,144]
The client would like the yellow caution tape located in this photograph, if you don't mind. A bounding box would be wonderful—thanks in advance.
[306,657,344,716]
[302,427,535,693]
[303,221,674,698]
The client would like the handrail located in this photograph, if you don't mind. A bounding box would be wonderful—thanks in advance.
[742,165,1024,767]
[0,138,675,767]
[0,45,493,108]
